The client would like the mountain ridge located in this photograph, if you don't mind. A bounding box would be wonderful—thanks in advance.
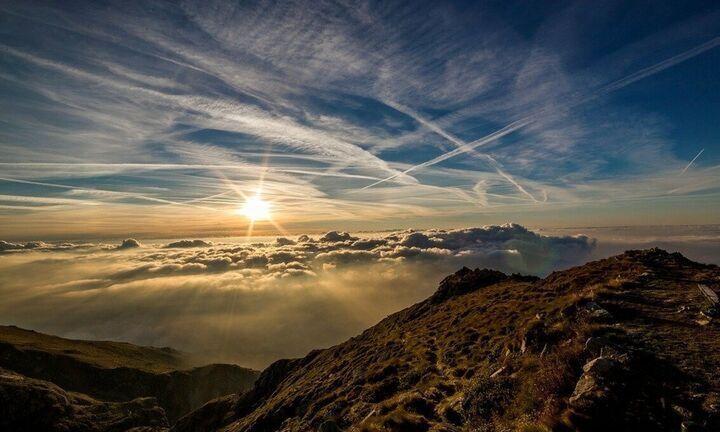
[174,248,720,432]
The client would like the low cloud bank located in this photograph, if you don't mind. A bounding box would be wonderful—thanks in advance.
[0,240,46,251]
[56,224,595,285]
[165,240,213,248]
[0,224,599,368]
[0,240,92,252]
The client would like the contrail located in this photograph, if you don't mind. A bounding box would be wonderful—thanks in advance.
[383,100,538,201]
[383,100,469,150]
[362,116,533,189]
[362,36,720,190]
[0,177,219,211]
[0,163,380,180]
[601,38,720,94]
[681,148,704,174]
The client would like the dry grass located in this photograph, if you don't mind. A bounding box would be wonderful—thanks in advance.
[176,249,720,432]
[0,325,186,372]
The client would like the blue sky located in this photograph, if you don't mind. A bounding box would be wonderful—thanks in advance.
[0,0,719,239]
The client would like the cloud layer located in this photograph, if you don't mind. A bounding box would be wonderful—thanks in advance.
[0,225,595,368]
[3,224,719,368]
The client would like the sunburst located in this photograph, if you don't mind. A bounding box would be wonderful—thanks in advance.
[237,196,270,221]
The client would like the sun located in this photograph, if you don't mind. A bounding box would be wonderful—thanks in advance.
[237,196,270,221]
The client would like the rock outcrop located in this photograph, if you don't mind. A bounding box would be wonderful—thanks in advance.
[567,355,630,427]
[431,267,508,302]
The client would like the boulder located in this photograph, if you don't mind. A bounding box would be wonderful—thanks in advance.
[583,302,613,322]
[568,356,629,429]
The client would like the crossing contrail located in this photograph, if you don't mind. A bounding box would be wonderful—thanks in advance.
[361,116,534,189]
[383,100,538,201]
[362,36,720,190]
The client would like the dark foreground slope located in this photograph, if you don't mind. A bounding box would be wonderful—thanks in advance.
[175,249,720,432]
[0,367,169,432]
[0,326,259,425]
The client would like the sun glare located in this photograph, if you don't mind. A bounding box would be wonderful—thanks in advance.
[238,196,271,221]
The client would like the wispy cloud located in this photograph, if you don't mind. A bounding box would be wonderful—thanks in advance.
[0,0,718,236]
[361,37,720,190]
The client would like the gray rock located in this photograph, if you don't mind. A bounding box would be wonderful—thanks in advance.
[584,301,613,321]
[569,356,627,408]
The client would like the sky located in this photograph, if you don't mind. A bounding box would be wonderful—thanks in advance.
[0,0,719,240]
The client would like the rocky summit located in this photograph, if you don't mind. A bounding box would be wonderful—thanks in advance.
[173,249,720,432]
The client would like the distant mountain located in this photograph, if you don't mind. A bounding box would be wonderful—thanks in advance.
[0,325,259,427]
[173,249,720,432]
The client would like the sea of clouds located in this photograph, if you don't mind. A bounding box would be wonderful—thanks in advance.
[1,223,716,369]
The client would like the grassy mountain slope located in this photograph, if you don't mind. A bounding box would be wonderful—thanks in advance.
[0,325,186,373]
[174,249,720,432]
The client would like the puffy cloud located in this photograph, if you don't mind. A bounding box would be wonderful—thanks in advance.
[267,261,316,278]
[165,239,213,248]
[242,254,269,268]
[0,240,46,251]
[267,251,305,264]
[319,231,357,243]
[349,238,387,250]
[315,249,377,266]
[274,237,297,246]
[398,232,435,248]
[379,246,453,260]
[117,239,142,250]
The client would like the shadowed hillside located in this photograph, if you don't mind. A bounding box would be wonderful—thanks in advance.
[173,249,720,432]
[0,367,169,432]
[0,326,259,424]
